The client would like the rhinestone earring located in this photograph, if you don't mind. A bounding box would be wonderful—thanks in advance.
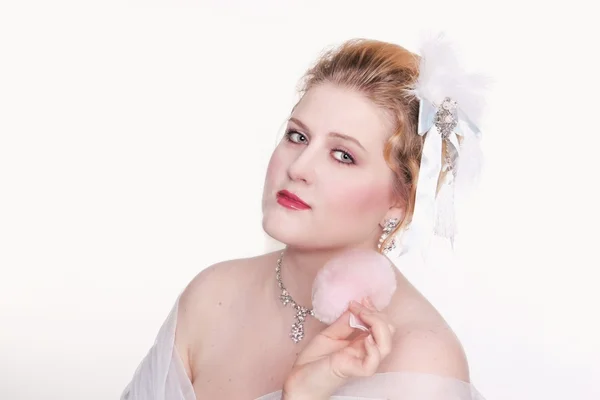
[378,218,399,254]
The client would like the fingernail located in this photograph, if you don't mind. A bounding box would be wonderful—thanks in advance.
[388,323,396,334]
[349,313,369,332]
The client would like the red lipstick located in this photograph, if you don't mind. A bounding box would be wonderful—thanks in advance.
[276,190,311,210]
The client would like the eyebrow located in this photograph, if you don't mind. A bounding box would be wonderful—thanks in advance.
[289,117,366,151]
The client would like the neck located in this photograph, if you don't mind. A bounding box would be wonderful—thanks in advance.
[277,244,374,308]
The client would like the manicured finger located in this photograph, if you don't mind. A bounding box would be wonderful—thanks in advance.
[349,300,370,314]
[362,296,377,311]
[348,303,393,358]
[338,334,381,377]
[360,312,393,358]
[344,339,366,359]
[320,310,358,340]
[349,301,391,329]
[361,334,382,375]
[349,301,395,337]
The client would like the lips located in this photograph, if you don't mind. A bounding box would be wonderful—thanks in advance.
[276,190,311,210]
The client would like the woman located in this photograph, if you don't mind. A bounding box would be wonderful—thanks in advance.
[121,36,488,399]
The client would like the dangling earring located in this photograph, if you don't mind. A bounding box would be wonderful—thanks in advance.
[378,218,399,254]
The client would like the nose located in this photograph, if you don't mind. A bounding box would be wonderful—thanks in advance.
[287,148,315,184]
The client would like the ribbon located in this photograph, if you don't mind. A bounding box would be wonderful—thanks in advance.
[397,98,480,257]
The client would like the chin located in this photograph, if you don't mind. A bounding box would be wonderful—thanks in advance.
[262,214,291,244]
[262,204,360,250]
[262,214,312,250]
[262,219,341,251]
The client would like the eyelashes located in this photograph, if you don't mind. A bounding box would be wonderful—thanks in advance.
[284,129,356,165]
[285,130,308,144]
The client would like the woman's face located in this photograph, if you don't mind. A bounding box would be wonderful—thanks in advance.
[262,82,402,251]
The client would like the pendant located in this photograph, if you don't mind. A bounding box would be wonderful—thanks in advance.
[276,252,315,343]
[289,305,314,343]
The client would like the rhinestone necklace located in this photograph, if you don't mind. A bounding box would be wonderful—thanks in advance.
[276,251,315,343]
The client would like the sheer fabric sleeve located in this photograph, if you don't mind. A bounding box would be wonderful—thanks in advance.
[120,295,196,400]
[256,371,486,400]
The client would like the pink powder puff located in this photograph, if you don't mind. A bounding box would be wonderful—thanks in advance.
[311,248,397,325]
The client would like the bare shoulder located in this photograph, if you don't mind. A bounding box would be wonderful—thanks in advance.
[382,320,471,382]
[178,257,250,317]
[380,272,471,382]
[176,252,275,338]
[177,251,277,314]
[173,252,277,378]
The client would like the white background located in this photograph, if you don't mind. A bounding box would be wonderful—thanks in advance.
[1,1,599,399]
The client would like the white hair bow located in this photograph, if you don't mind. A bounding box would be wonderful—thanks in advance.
[396,33,489,258]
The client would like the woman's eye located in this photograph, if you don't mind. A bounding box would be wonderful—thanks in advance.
[287,131,307,144]
[332,150,355,164]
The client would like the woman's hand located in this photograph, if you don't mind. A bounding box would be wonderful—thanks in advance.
[282,297,395,400]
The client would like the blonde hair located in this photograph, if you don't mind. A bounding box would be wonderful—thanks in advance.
[296,39,424,252]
